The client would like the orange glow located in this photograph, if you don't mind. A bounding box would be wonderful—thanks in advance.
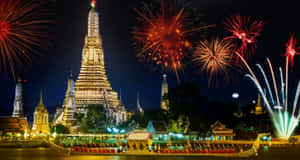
[0,0,53,78]
[91,0,96,8]
[193,39,233,85]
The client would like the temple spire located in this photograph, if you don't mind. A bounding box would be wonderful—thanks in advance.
[135,91,144,115]
[88,0,99,38]
[161,74,169,111]
[12,80,23,117]
[251,93,266,115]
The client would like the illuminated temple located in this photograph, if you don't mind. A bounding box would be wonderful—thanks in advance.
[74,1,126,124]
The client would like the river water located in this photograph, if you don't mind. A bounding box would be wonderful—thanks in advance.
[0,147,299,160]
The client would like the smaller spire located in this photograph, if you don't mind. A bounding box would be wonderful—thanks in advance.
[135,91,144,115]
[91,0,96,8]
[256,94,261,107]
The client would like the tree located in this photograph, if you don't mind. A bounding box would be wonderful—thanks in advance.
[50,124,69,134]
[168,115,190,133]
[167,82,207,131]
[79,104,107,133]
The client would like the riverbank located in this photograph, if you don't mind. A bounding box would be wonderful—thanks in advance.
[0,140,50,148]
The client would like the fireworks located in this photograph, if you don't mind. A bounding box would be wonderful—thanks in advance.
[193,39,233,85]
[224,15,264,61]
[133,0,213,81]
[283,35,300,67]
[235,51,299,139]
[0,0,53,78]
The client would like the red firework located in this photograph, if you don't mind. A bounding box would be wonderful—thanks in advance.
[133,0,213,80]
[224,15,264,60]
[283,35,300,67]
[0,0,52,78]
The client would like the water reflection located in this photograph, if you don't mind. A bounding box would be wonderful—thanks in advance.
[1,147,300,160]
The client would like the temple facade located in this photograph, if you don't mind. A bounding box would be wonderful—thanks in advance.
[32,95,50,136]
[161,74,169,111]
[74,1,126,124]
[12,81,23,117]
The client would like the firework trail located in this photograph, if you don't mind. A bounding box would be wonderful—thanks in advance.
[224,15,264,61]
[235,49,299,139]
[0,0,53,78]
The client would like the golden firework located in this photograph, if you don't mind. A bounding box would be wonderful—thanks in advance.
[193,39,233,85]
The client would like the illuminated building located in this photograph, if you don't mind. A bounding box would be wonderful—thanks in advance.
[31,94,50,136]
[0,117,30,141]
[160,74,169,111]
[251,94,266,115]
[61,73,76,128]
[74,1,126,124]
[211,121,235,141]
[12,81,23,117]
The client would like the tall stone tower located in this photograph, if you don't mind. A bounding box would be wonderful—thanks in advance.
[75,0,121,113]
[32,93,50,135]
[62,73,76,128]
[161,74,169,111]
[12,81,23,117]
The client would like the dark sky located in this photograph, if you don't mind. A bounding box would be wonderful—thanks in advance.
[0,0,300,117]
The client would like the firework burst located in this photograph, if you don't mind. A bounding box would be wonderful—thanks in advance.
[133,0,214,81]
[0,0,53,78]
[283,35,300,68]
[193,39,233,85]
[224,15,264,61]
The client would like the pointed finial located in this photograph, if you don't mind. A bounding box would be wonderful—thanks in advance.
[69,70,73,79]
[91,0,96,8]
[137,91,139,105]
[39,90,44,105]
[163,74,167,80]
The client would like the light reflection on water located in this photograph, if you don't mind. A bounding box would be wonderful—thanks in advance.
[0,148,238,160]
[1,147,300,160]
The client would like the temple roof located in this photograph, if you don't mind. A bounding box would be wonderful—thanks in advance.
[0,117,30,132]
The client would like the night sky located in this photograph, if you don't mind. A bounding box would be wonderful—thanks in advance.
[0,0,299,118]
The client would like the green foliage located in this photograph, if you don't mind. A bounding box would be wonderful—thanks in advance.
[78,104,108,133]
[51,124,69,134]
[74,112,85,125]
[168,115,190,133]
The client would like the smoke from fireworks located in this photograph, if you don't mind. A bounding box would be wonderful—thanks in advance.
[224,15,264,61]
[0,0,53,78]
[193,39,233,85]
[133,0,214,81]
